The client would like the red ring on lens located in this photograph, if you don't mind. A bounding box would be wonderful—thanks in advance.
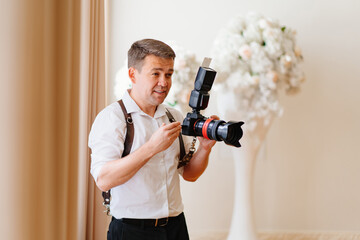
[202,118,214,140]
[193,119,200,132]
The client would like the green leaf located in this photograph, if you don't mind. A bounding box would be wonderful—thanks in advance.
[166,100,178,107]
[281,26,286,32]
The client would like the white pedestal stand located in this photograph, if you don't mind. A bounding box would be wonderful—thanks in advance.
[216,92,273,240]
[227,117,272,240]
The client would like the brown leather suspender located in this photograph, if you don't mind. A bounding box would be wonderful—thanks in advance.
[102,100,134,215]
[102,100,186,215]
[118,100,134,158]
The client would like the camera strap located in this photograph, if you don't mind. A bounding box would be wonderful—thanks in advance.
[165,109,196,169]
[177,137,196,168]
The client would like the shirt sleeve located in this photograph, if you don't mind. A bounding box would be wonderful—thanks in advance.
[88,105,126,183]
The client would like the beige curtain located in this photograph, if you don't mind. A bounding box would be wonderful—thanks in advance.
[0,0,109,239]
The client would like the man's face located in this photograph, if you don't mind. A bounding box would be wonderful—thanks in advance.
[131,55,174,108]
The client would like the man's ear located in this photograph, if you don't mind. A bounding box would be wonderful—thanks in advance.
[128,67,136,84]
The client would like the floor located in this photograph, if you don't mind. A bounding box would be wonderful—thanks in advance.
[190,231,360,240]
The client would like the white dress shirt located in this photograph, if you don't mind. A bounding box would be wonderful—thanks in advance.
[89,90,191,219]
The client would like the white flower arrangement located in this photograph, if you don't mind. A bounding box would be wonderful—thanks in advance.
[211,12,305,130]
[114,42,199,114]
[114,59,131,100]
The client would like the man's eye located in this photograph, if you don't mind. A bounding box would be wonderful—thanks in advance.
[166,74,172,78]
[152,73,159,76]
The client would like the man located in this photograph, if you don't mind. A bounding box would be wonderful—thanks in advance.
[89,39,217,240]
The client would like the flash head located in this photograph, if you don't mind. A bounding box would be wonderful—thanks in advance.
[188,66,217,111]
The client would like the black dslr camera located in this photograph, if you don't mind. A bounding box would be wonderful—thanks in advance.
[181,59,244,147]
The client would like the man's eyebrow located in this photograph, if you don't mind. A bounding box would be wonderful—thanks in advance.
[151,68,174,72]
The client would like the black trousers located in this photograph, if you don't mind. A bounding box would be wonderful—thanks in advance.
[107,212,190,240]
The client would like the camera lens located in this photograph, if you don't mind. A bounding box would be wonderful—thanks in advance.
[194,119,244,147]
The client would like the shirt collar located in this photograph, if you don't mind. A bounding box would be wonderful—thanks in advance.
[122,89,167,119]
[154,104,167,119]
[122,89,141,114]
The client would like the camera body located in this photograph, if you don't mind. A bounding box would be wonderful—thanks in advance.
[181,62,244,147]
[182,66,216,136]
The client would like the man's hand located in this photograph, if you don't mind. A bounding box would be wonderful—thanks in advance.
[148,121,182,155]
[197,115,219,151]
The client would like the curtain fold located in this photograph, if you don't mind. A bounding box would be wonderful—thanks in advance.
[0,0,108,239]
[86,0,110,240]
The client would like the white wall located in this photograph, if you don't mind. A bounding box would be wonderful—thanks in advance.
[108,0,360,234]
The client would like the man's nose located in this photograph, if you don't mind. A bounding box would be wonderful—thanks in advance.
[158,76,168,87]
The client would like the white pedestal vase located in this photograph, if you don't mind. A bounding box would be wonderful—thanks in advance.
[215,91,274,240]
[227,116,273,240]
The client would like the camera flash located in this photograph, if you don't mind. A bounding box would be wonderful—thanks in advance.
[201,57,212,68]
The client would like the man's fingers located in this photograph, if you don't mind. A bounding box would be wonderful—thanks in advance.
[170,127,181,137]
[210,115,220,120]
[167,131,181,143]
[165,129,181,143]
[170,122,181,127]
[162,121,181,130]
[167,124,181,134]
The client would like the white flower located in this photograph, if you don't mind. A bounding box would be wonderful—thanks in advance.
[266,70,278,83]
[294,45,302,57]
[211,12,305,131]
[243,24,262,43]
[238,44,252,61]
[227,15,246,33]
[258,18,273,29]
